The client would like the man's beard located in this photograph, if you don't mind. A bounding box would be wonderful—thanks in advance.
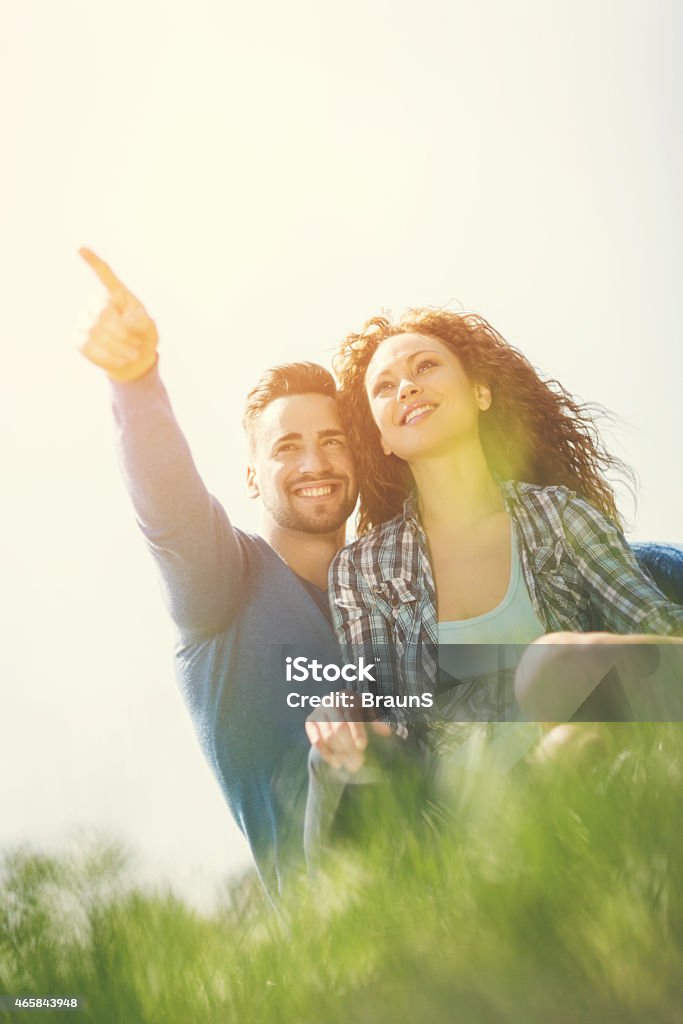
[266,484,356,535]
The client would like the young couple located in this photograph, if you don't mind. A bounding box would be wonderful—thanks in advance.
[78,250,683,895]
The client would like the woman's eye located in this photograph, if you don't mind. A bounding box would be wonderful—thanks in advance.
[417,360,436,373]
[374,381,393,396]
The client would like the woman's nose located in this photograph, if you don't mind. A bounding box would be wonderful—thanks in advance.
[398,378,421,402]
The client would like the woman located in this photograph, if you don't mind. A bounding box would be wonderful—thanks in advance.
[307,309,683,774]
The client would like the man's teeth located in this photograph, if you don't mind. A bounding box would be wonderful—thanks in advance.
[404,404,435,425]
[296,485,334,497]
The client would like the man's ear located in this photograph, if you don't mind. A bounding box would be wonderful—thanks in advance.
[246,464,260,499]
[475,383,492,412]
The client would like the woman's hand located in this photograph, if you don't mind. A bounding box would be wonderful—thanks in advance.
[305,691,392,773]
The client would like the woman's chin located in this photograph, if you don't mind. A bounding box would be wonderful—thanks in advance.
[390,434,459,465]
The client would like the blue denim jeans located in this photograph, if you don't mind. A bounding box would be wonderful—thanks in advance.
[632,542,683,605]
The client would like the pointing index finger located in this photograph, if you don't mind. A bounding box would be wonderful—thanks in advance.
[79,247,130,299]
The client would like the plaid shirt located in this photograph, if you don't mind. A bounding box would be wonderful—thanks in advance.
[330,481,683,699]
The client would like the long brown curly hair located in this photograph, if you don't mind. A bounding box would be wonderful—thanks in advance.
[334,309,632,535]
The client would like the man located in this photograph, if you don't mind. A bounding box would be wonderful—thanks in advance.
[78,248,357,897]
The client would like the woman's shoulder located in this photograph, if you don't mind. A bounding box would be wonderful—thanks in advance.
[504,479,616,538]
[331,511,409,573]
[503,479,577,505]
[503,479,592,520]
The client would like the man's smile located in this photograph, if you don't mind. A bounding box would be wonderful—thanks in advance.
[290,479,345,500]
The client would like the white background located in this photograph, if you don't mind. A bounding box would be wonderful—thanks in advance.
[2,0,681,906]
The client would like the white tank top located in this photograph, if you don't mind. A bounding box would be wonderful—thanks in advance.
[432,524,545,748]
[437,522,544,669]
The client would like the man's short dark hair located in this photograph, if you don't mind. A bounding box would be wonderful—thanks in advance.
[242,362,337,444]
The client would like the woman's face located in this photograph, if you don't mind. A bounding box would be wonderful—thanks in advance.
[364,332,488,463]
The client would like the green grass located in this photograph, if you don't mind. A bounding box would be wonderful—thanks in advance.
[2,725,682,1023]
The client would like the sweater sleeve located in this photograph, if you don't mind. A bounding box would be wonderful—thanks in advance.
[110,361,245,641]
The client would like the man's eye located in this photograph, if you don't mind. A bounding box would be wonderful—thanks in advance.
[276,444,296,454]
[323,437,344,447]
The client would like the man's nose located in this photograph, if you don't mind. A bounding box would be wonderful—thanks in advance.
[298,444,333,475]
[398,378,421,403]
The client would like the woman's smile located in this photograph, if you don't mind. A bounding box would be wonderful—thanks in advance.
[400,402,437,426]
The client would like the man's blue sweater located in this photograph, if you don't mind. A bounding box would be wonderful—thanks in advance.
[111,365,339,897]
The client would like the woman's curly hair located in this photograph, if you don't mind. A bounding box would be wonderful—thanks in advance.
[334,309,633,535]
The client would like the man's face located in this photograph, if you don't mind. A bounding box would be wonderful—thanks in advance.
[247,393,357,534]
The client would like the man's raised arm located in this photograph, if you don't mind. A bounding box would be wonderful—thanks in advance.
[78,249,243,640]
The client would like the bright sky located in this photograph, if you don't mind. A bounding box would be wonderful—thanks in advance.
[2,0,682,906]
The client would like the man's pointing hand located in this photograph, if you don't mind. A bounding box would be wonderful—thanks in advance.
[77,248,158,382]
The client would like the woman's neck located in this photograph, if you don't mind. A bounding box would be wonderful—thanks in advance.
[411,439,503,535]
